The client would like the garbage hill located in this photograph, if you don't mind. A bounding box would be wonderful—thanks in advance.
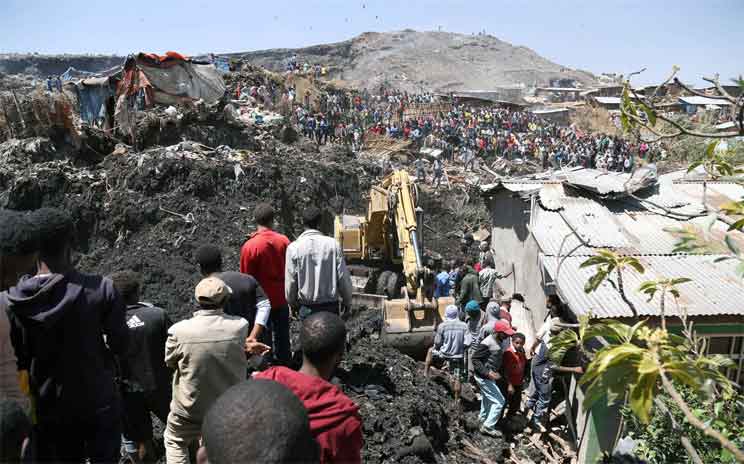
[237,30,598,92]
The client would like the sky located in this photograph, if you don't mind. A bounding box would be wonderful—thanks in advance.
[2,0,742,86]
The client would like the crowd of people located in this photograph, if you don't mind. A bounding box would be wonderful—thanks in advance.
[0,201,583,463]
[230,59,657,176]
[0,204,357,463]
[282,81,661,177]
[425,247,581,436]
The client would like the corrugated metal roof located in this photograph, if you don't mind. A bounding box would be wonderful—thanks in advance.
[672,182,744,212]
[532,207,589,255]
[501,182,545,192]
[532,108,571,115]
[481,180,560,194]
[560,198,628,248]
[594,97,621,105]
[679,96,734,106]
[538,183,567,210]
[562,168,657,197]
[490,168,744,319]
[543,255,744,318]
[533,205,739,257]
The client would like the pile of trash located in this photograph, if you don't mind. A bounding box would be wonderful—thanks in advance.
[0,134,383,314]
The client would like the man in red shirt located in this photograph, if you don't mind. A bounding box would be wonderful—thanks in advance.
[240,203,291,364]
[503,332,528,418]
[256,312,363,464]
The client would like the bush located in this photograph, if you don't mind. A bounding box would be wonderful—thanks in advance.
[623,385,744,463]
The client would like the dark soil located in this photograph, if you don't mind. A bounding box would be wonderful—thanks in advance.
[0,70,496,462]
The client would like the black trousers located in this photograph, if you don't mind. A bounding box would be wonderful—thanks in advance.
[35,401,122,463]
[122,388,171,442]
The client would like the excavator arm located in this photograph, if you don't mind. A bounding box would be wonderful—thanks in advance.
[334,169,453,358]
[382,170,423,295]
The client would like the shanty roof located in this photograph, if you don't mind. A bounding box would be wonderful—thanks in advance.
[542,255,744,318]
[678,96,734,106]
[536,87,584,92]
[531,108,571,115]
[561,167,658,198]
[593,96,621,105]
[487,168,744,319]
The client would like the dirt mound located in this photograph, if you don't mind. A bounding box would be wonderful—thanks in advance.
[337,308,508,464]
[0,136,382,317]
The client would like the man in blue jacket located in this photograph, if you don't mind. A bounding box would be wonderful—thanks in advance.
[2,208,128,462]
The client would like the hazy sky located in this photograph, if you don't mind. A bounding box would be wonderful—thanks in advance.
[2,0,742,86]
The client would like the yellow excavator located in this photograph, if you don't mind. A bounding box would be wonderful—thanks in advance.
[334,170,454,357]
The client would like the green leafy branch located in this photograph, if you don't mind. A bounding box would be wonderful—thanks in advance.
[638,277,692,331]
[569,320,743,461]
[618,69,744,141]
[581,249,644,319]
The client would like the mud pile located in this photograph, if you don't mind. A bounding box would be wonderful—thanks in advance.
[338,308,508,464]
[0,135,381,316]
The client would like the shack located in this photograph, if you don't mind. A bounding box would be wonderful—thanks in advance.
[114,52,226,136]
[591,96,621,110]
[531,107,571,125]
[535,87,583,103]
[481,167,744,463]
[678,95,735,117]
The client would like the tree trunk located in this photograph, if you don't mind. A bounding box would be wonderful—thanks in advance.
[660,290,666,331]
[617,270,639,320]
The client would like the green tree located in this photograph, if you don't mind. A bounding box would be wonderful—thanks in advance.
[637,277,692,331]
[564,68,744,463]
[580,249,644,319]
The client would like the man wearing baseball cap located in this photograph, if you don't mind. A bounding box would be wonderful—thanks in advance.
[471,319,515,437]
[164,277,269,464]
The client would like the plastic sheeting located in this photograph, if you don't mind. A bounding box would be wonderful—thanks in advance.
[137,59,225,105]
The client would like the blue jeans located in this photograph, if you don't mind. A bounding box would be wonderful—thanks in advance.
[475,376,506,428]
[526,361,553,422]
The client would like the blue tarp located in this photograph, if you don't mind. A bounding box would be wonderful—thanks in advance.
[214,57,230,74]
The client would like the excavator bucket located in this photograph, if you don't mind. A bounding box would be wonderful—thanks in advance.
[381,295,455,359]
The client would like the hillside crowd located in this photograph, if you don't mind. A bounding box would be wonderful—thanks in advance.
[283,84,659,174]
[0,202,581,463]
[230,64,659,174]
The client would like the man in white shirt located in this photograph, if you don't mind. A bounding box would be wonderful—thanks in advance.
[285,207,353,320]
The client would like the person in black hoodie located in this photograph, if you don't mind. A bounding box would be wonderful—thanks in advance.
[1,207,128,463]
[110,269,172,463]
[0,209,37,416]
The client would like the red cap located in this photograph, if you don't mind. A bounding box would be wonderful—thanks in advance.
[493,320,516,336]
